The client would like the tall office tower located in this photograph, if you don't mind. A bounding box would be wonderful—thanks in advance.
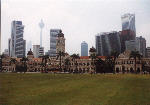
[56,30,65,54]
[49,29,62,56]
[120,13,136,53]
[38,47,44,57]
[136,36,146,57]
[81,41,88,56]
[146,47,150,58]
[39,19,44,47]
[96,31,121,56]
[125,40,140,52]
[10,21,26,58]
[121,13,136,34]
[33,45,44,58]
[120,30,136,53]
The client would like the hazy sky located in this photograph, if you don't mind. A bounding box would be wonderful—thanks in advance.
[2,0,150,55]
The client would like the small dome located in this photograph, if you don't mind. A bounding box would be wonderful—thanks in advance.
[27,49,33,55]
[89,47,96,52]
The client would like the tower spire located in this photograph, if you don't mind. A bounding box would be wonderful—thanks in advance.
[39,19,44,47]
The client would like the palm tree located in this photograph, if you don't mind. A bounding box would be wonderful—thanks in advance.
[105,56,113,73]
[56,51,65,72]
[71,54,80,73]
[111,51,120,73]
[20,57,29,73]
[41,55,50,73]
[10,58,17,72]
[129,51,142,73]
[64,58,70,72]
[95,58,105,73]
[0,54,5,72]
[90,53,97,73]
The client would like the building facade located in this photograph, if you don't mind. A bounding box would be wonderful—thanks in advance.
[125,40,140,52]
[49,29,62,56]
[81,41,88,56]
[33,45,44,58]
[33,45,40,58]
[96,31,121,56]
[136,36,146,57]
[120,30,136,53]
[9,21,26,58]
[146,47,150,58]
[121,13,136,33]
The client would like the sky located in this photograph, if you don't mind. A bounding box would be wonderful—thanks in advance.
[1,0,150,55]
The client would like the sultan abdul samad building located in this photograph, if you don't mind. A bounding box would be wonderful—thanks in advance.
[2,31,150,73]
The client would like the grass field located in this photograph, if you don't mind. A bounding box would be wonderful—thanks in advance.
[0,73,150,105]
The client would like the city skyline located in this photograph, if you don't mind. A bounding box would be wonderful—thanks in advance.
[2,0,150,55]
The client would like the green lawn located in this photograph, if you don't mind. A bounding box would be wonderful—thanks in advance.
[0,73,150,105]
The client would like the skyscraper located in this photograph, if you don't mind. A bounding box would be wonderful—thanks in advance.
[49,29,62,56]
[9,21,26,58]
[96,31,121,56]
[121,13,136,34]
[136,36,146,57]
[120,13,136,53]
[81,41,88,56]
[125,40,140,52]
[33,45,44,58]
[125,36,146,57]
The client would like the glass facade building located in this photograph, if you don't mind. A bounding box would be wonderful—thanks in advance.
[121,13,136,34]
[96,31,121,56]
[49,29,62,56]
[9,21,26,58]
[81,41,88,56]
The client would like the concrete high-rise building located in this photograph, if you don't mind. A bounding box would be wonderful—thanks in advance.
[49,29,62,56]
[146,47,150,58]
[120,13,136,53]
[9,21,26,58]
[120,30,136,53]
[33,45,44,58]
[125,36,146,57]
[125,40,140,52]
[121,13,136,34]
[81,41,88,56]
[136,36,146,57]
[39,19,44,47]
[38,47,44,57]
[96,31,121,56]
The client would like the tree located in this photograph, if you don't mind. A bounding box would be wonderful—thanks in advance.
[105,56,114,73]
[129,51,142,73]
[0,54,5,72]
[10,58,17,72]
[70,54,80,73]
[111,51,120,73]
[90,53,97,73]
[64,58,70,72]
[41,55,50,73]
[95,58,105,73]
[56,51,65,72]
[20,57,29,73]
